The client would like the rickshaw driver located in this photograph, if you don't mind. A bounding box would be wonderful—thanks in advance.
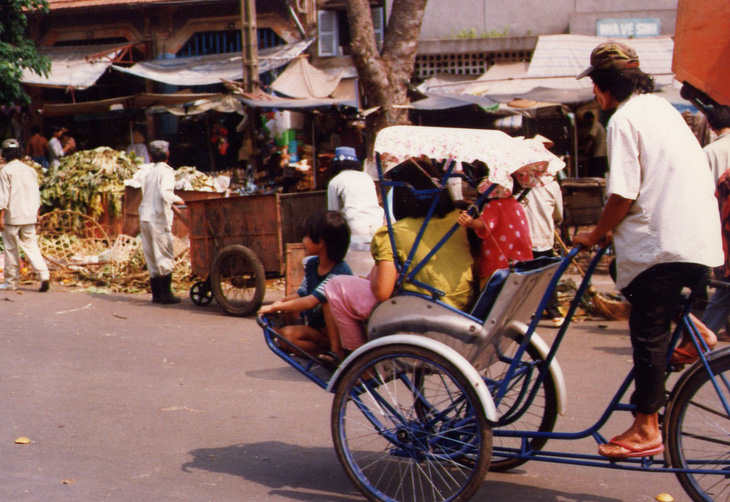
[573,41,723,459]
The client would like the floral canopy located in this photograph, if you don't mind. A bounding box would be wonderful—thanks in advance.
[373,126,565,197]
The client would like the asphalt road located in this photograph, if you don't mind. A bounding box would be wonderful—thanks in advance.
[0,279,700,501]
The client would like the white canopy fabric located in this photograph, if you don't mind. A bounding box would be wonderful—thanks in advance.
[22,45,122,89]
[111,39,313,86]
[373,125,565,196]
[270,57,344,99]
[463,62,529,95]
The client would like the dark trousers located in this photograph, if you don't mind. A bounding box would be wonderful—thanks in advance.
[621,262,710,414]
[534,249,562,318]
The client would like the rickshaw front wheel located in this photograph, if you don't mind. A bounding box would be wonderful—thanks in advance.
[331,344,491,502]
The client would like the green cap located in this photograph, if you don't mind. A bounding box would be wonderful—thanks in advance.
[577,41,640,79]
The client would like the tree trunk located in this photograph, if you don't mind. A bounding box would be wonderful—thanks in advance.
[346,0,427,145]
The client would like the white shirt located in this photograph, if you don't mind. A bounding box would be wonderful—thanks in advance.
[0,160,41,226]
[705,131,730,183]
[48,137,64,168]
[607,93,723,290]
[328,170,384,250]
[139,162,183,228]
[523,180,563,252]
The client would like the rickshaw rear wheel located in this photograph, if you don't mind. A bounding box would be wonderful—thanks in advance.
[666,352,730,502]
[483,331,559,472]
[210,245,265,317]
[331,344,491,502]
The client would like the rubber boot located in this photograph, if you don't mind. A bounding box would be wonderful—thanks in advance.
[150,276,161,303]
[159,274,181,305]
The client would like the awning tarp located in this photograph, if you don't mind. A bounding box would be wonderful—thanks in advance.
[526,34,675,81]
[460,35,676,105]
[42,92,220,117]
[163,94,245,116]
[239,95,357,110]
[111,39,313,86]
[22,44,123,89]
[409,92,500,112]
[270,57,344,99]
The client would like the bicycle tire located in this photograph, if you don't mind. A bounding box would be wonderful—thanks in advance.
[666,353,730,502]
[483,331,559,472]
[331,344,492,502]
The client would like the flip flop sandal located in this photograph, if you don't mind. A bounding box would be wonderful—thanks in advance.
[670,344,700,365]
[600,437,664,459]
[317,351,342,371]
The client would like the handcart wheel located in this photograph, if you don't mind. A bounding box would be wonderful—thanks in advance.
[482,330,559,472]
[331,344,492,502]
[210,245,266,317]
[666,352,730,501]
[189,280,213,306]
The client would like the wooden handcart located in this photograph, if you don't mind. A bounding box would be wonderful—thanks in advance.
[186,191,326,316]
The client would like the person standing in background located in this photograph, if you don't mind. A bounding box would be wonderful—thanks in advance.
[327,146,384,277]
[0,139,50,292]
[583,111,608,178]
[127,129,150,164]
[61,130,76,156]
[701,105,730,337]
[139,140,185,305]
[48,126,67,169]
[704,105,730,184]
[26,125,49,170]
[523,178,565,326]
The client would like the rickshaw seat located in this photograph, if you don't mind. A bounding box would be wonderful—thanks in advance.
[470,257,562,323]
[470,268,510,320]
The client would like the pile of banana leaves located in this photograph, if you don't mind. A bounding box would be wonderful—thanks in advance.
[175,165,222,191]
[40,148,139,219]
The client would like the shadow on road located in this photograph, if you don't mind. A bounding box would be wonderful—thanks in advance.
[475,479,623,501]
[182,441,624,502]
[182,441,359,501]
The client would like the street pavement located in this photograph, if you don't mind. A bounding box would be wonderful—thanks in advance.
[0,276,703,501]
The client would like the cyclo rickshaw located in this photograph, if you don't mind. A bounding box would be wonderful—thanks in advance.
[258,125,730,502]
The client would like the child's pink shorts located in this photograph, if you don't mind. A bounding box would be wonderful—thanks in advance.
[324,275,380,351]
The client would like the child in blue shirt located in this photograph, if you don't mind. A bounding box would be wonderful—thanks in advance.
[259,210,352,357]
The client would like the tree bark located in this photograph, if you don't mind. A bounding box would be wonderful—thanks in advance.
[346,0,427,140]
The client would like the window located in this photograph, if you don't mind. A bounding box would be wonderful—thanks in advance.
[318,10,340,57]
[177,28,284,58]
[318,7,384,57]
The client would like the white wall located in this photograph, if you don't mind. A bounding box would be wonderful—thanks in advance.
[417,0,678,39]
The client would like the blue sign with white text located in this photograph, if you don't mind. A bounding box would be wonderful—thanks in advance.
[596,18,661,38]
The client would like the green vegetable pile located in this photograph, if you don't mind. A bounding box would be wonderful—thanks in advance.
[40,148,139,219]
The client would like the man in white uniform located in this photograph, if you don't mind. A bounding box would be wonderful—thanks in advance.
[327,146,384,277]
[139,140,184,304]
[574,41,723,460]
[0,139,50,291]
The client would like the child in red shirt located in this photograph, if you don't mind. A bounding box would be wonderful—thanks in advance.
[458,196,533,288]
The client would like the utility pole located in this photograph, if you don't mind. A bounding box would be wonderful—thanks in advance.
[240,0,258,93]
